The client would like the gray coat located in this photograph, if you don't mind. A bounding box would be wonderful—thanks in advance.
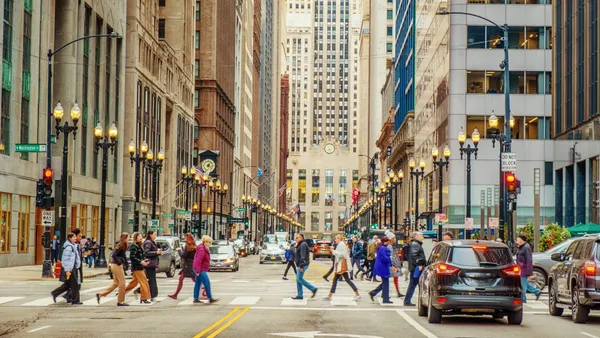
[387,244,402,277]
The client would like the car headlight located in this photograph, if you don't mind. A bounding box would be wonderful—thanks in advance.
[226,258,233,262]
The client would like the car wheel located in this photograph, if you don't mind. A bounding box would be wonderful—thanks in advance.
[548,280,564,316]
[166,262,176,278]
[417,285,427,317]
[427,293,442,324]
[507,309,523,325]
[571,285,590,323]
[532,267,547,290]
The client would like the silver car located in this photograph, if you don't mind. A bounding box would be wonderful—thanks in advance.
[259,243,286,264]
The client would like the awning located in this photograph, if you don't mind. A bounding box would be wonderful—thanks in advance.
[418,212,436,220]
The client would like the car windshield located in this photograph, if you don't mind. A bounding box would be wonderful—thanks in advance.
[544,239,573,254]
[450,246,513,267]
[209,246,234,255]
[263,244,282,251]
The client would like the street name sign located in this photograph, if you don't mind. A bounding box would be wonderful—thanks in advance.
[15,143,46,153]
[149,219,159,229]
[227,217,245,223]
[237,207,247,212]
[501,153,517,172]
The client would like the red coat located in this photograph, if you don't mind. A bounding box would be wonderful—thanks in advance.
[193,244,210,273]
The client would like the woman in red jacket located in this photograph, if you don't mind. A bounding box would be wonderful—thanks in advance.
[193,235,219,304]
[168,233,197,299]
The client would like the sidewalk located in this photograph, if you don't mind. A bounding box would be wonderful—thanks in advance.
[0,264,108,281]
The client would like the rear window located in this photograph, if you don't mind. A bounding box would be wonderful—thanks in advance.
[450,247,513,267]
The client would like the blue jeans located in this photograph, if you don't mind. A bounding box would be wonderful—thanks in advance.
[370,277,390,301]
[351,257,365,276]
[404,276,419,305]
[520,276,541,302]
[88,255,96,268]
[296,265,316,298]
[193,271,212,300]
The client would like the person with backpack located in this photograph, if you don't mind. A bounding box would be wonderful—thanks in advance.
[350,235,365,280]
[282,242,297,280]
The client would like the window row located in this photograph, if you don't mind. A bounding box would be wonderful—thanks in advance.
[467,26,552,49]
[466,71,551,94]
[467,0,551,4]
[465,115,552,140]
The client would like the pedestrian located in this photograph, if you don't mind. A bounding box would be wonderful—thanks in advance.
[143,230,162,302]
[291,233,318,300]
[516,234,541,302]
[322,241,337,282]
[96,233,130,306]
[350,235,365,280]
[282,242,297,280]
[168,233,197,299]
[80,235,88,266]
[51,233,82,305]
[124,232,151,304]
[51,235,60,265]
[432,239,439,246]
[323,234,360,301]
[87,238,99,268]
[404,231,426,306]
[192,235,219,304]
[365,236,379,282]
[402,237,411,281]
[385,231,404,298]
[442,231,454,241]
[368,236,393,304]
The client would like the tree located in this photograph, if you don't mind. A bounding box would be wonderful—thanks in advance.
[539,223,570,252]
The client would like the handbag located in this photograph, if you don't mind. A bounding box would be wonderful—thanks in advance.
[336,259,348,275]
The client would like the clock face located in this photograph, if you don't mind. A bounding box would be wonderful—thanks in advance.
[324,143,335,154]
[201,159,216,173]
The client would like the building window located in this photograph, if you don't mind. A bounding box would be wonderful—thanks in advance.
[286,169,293,203]
[387,10,393,20]
[325,169,334,206]
[339,169,347,205]
[1,90,10,154]
[467,25,551,49]
[352,170,359,189]
[158,19,165,39]
[2,0,13,63]
[467,70,551,94]
[311,212,319,231]
[90,206,98,240]
[17,196,29,252]
[194,89,199,108]
[159,0,166,6]
[195,60,199,78]
[325,212,332,231]
[195,1,200,21]
[386,43,393,53]
[545,161,553,185]
[298,169,306,203]
[0,192,11,253]
[20,98,29,160]
[387,26,393,36]
[312,169,320,205]
[195,30,200,50]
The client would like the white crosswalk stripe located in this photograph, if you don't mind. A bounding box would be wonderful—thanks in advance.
[0,296,23,304]
[82,296,117,306]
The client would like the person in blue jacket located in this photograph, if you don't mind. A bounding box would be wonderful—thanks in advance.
[368,236,394,304]
[282,243,297,280]
[350,235,365,280]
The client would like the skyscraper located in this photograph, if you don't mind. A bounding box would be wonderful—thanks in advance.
[285,0,361,233]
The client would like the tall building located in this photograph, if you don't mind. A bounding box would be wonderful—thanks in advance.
[285,0,361,233]
[195,0,237,239]
[552,0,600,226]
[279,74,290,213]
[122,0,195,235]
[231,0,243,223]
[259,0,275,201]
[401,0,554,234]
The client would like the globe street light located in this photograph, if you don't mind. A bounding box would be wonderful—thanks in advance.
[128,140,149,232]
[458,127,480,231]
[432,145,451,240]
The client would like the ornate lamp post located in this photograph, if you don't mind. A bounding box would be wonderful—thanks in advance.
[54,103,80,245]
[208,179,221,238]
[192,202,199,236]
[409,158,426,231]
[93,123,117,268]
[180,165,197,234]
[458,127,480,222]
[144,147,165,223]
[218,183,228,240]
[128,139,148,232]
[432,145,451,240]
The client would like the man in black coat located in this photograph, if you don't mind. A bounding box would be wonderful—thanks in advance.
[143,231,162,301]
[404,232,425,306]
[292,234,318,300]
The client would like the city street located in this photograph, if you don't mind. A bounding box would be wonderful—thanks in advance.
[1,250,600,338]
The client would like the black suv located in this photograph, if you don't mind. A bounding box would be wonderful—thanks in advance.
[417,240,523,324]
[548,236,600,323]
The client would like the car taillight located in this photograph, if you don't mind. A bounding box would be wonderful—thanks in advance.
[502,265,520,277]
[436,264,459,275]
[585,261,597,276]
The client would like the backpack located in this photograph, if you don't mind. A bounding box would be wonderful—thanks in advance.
[284,249,291,261]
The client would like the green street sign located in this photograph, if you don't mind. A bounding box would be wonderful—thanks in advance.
[159,227,163,231]
[161,213,173,217]
[149,219,159,228]
[168,224,175,228]
[237,207,247,212]
[15,143,47,153]
[50,135,56,144]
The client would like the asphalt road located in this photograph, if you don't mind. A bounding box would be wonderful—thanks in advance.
[1,245,600,338]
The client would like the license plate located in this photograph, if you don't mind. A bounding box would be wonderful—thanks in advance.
[270,256,276,260]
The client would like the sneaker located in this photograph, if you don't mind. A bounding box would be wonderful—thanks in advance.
[117,303,129,306]
[535,293,541,301]
[353,295,361,301]
[311,288,318,298]
[282,276,288,280]
[368,292,375,302]
[96,293,101,304]
[193,299,202,304]
[153,298,162,302]
[322,295,332,301]
[168,294,177,300]
[209,298,220,304]
[382,300,393,304]
[71,301,83,306]
[140,300,152,305]
[403,303,415,307]
[291,296,304,300]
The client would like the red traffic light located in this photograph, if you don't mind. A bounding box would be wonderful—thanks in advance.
[43,168,53,179]
[506,174,515,183]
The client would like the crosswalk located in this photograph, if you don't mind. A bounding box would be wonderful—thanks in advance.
[0,277,551,310]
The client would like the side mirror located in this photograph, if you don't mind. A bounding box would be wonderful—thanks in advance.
[551,252,564,262]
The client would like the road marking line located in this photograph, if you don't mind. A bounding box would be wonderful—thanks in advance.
[82,296,117,306]
[232,280,250,283]
[281,298,308,306]
[581,332,600,338]
[330,296,357,306]
[251,306,417,312]
[21,297,56,307]
[396,310,438,338]
[80,286,111,295]
[229,296,260,305]
[178,297,195,306]
[206,306,250,338]
[27,325,52,333]
[525,301,547,309]
[310,263,329,275]
[0,296,24,304]
[193,307,240,338]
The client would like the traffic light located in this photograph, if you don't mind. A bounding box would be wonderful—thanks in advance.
[41,168,54,208]
[506,173,517,201]
[35,179,44,207]
[371,223,378,229]
[244,219,249,229]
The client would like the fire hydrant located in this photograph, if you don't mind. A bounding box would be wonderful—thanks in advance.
[54,261,62,279]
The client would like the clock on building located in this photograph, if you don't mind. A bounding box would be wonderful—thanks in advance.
[324,143,335,154]
[201,159,216,173]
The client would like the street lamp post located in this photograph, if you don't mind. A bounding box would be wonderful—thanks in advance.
[387,170,403,231]
[93,123,118,268]
[218,184,228,240]
[208,180,221,238]
[53,103,80,246]
[128,140,149,232]
[409,159,426,232]
[196,174,208,237]
[180,165,197,234]
[192,203,200,236]
[145,148,165,224]
[458,128,480,229]
[432,145,451,240]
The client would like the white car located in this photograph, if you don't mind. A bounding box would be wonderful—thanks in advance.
[259,243,286,264]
